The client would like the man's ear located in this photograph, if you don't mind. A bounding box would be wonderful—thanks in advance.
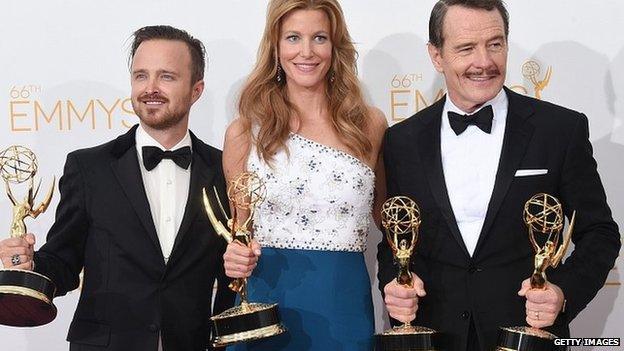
[191,79,205,103]
[427,43,444,73]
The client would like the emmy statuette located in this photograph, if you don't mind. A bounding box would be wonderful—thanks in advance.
[375,196,441,351]
[496,193,575,351]
[202,172,285,347]
[0,145,57,326]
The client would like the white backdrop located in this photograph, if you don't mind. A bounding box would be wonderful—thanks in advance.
[0,1,622,350]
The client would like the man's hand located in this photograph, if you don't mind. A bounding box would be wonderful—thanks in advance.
[518,278,565,328]
[223,239,261,278]
[383,273,426,323]
[0,233,36,270]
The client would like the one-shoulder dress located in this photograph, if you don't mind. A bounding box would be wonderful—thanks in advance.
[230,133,376,351]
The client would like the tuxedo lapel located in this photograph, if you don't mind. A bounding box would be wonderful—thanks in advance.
[110,126,162,255]
[473,88,535,256]
[416,97,470,258]
[168,133,217,264]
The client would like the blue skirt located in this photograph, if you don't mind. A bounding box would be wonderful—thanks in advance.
[229,247,374,351]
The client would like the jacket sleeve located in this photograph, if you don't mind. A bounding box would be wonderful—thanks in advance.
[377,129,398,294]
[377,128,432,327]
[34,152,88,296]
[549,113,621,321]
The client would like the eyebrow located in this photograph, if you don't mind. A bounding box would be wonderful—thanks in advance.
[131,69,179,76]
[487,35,506,42]
[452,34,506,50]
[131,69,147,75]
[282,30,329,36]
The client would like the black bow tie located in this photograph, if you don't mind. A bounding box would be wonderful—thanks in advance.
[448,105,494,135]
[142,146,192,171]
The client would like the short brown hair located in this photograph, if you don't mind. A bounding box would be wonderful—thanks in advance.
[429,0,509,48]
[129,25,206,83]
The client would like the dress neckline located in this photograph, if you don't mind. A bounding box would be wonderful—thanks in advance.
[289,132,375,174]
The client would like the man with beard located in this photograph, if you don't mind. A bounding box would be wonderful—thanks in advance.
[0,25,235,351]
[378,1,620,350]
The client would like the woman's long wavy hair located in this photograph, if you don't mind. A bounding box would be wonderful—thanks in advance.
[238,0,372,163]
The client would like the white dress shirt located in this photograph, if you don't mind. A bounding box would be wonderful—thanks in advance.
[441,89,508,256]
[135,125,191,263]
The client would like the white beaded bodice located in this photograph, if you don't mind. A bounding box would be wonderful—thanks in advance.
[247,133,375,252]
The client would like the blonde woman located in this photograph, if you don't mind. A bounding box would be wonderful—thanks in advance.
[222,0,387,349]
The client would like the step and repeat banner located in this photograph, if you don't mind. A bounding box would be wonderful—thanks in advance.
[1,0,622,349]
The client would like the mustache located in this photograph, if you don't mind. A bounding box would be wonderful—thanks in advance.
[465,69,501,77]
[139,93,168,102]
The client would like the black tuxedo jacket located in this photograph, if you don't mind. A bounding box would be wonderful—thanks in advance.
[34,125,235,351]
[378,87,620,350]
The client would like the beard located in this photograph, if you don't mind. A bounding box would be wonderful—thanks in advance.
[132,94,190,130]
[138,108,187,130]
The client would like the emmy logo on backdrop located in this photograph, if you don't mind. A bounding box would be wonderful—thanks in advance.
[202,172,285,347]
[522,60,552,100]
[496,193,575,351]
[375,196,441,351]
[0,145,57,326]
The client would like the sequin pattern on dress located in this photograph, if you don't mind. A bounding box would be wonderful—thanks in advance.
[247,133,375,252]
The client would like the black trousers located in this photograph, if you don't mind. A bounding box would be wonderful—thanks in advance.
[467,317,482,350]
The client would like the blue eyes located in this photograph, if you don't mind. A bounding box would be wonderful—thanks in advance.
[285,35,328,43]
[314,35,328,43]
[133,74,175,81]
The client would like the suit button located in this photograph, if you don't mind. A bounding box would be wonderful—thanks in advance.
[468,266,482,274]
[461,311,470,319]
[148,323,159,332]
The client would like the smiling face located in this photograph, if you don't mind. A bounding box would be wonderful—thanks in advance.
[278,9,333,92]
[130,39,204,131]
[428,5,508,113]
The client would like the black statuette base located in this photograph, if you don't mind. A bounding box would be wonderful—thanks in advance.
[211,303,286,347]
[375,327,442,351]
[497,326,565,351]
[0,269,57,327]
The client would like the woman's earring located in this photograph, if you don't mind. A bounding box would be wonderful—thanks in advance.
[276,63,283,83]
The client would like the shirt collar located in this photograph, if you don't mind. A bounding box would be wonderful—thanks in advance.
[136,124,192,151]
[136,124,192,166]
[444,88,508,121]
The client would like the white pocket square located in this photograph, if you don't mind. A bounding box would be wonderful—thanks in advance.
[515,169,548,177]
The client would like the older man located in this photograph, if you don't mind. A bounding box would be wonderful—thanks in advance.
[378,1,621,350]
